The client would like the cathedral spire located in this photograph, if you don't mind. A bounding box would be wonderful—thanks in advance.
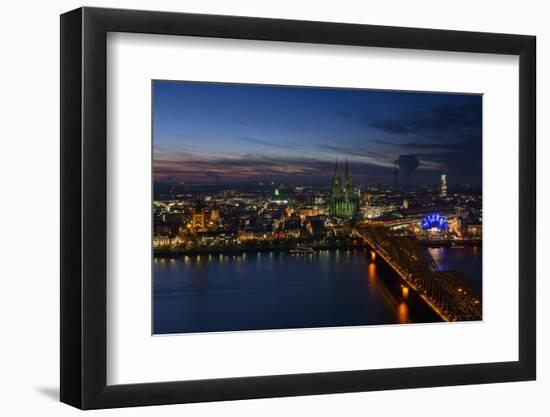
[332,158,341,194]
[344,158,352,192]
[344,158,349,179]
[330,157,358,219]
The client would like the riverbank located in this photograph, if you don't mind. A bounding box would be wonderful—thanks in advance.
[422,239,482,248]
[154,243,367,258]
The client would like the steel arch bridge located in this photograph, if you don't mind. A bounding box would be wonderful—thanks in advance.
[354,224,482,322]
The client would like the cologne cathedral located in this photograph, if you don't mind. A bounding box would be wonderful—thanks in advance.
[330,159,360,219]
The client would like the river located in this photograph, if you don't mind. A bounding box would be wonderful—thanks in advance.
[428,245,482,286]
[153,246,481,334]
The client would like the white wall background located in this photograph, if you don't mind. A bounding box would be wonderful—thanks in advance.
[0,0,545,415]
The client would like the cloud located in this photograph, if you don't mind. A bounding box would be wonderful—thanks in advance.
[153,153,394,184]
[415,150,482,183]
[235,135,308,150]
[369,102,482,141]
[395,154,420,176]
[316,143,390,162]
[206,171,221,183]
[373,139,478,150]
[235,136,278,148]
[368,102,482,180]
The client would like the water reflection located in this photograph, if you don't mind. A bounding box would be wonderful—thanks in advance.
[367,263,377,281]
[428,246,482,285]
[154,249,447,334]
[398,302,410,324]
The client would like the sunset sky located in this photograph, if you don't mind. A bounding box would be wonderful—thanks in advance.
[153,81,482,186]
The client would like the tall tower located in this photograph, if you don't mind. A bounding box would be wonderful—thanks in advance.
[192,198,206,229]
[343,159,352,194]
[331,159,342,195]
[440,174,448,197]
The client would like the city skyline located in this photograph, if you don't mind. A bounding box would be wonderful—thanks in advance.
[153,81,482,186]
[152,80,483,333]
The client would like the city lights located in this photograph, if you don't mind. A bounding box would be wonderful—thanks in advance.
[151,80,484,335]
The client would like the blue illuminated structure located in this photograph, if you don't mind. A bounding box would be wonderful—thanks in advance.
[421,214,448,231]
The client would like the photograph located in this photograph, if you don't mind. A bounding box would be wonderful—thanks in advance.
[152,81,483,335]
[53,3,540,411]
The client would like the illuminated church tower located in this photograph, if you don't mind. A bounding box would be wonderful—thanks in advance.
[192,198,206,229]
[343,158,352,193]
[331,159,342,195]
[330,159,359,219]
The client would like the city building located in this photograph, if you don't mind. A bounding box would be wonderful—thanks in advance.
[330,159,360,219]
[192,198,206,229]
[153,234,171,248]
[440,173,448,197]
[466,223,482,238]
[298,207,325,221]
[210,204,221,223]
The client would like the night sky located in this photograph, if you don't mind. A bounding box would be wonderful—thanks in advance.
[153,81,482,186]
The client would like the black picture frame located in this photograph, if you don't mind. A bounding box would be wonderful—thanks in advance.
[60,6,536,409]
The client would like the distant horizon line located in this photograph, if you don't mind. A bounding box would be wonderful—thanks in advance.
[153,179,481,189]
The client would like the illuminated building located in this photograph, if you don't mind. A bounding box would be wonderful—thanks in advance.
[330,159,359,219]
[440,174,448,197]
[210,205,220,223]
[192,198,206,229]
[364,206,384,219]
[466,224,482,238]
[298,207,324,221]
[368,207,456,232]
[153,234,171,248]
[363,192,372,205]
[421,214,448,233]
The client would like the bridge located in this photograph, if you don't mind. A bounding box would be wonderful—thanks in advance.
[353,223,482,322]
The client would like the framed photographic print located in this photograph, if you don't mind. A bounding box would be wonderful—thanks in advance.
[60,7,536,409]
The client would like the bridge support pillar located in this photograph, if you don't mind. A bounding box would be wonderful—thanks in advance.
[370,251,376,262]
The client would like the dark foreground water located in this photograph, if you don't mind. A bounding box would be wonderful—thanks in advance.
[153,246,481,335]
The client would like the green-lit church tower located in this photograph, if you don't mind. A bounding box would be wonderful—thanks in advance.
[330,159,359,219]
